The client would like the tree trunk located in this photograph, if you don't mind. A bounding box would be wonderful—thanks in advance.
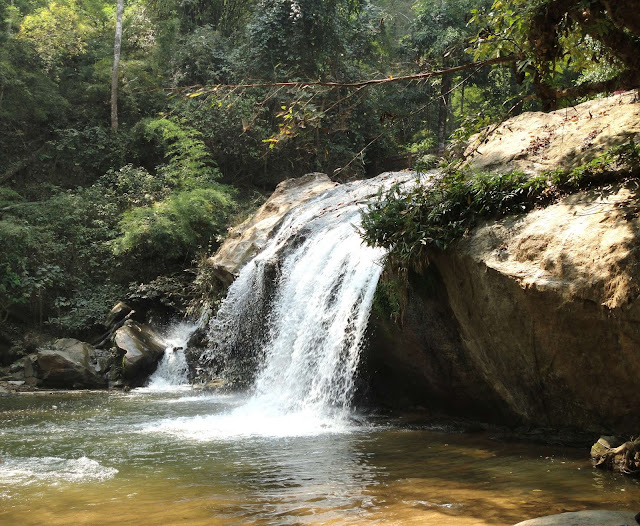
[6,0,13,36]
[111,0,124,132]
[437,73,452,155]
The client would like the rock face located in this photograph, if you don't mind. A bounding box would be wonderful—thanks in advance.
[206,172,337,285]
[513,510,640,526]
[370,92,640,434]
[428,185,640,432]
[366,268,515,424]
[113,320,166,386]
[34,339,109,389]
[466,90,640,175]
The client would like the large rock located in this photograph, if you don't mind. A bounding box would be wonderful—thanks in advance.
[35,339,108,389]
[206,172,338,286]
[426,182,640,433]
[360,94,640,434]
[466,90,640,175]
[114,320,166,386]
[366,267,515,424]
[513,510,639,526]
[375,93,640,434]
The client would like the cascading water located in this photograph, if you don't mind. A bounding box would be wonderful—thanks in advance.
[189,171,420,437]
[144,319,203,390]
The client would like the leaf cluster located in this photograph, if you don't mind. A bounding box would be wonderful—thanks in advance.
[361,139,640,264]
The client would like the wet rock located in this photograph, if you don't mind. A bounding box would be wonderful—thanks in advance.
[206,172,338,286]
[113,320,166,387]
[513,510,640,525]
[35,339,108,389]
[591,436,640,475]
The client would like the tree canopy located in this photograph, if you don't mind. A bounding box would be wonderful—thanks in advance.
[0,0,637,339]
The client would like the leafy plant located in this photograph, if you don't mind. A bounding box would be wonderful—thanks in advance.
[111,185,236,266]
[361,139,640,265]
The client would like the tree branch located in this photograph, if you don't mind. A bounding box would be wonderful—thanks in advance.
[171,56,518,94]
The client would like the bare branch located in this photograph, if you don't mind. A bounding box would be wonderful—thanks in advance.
[171,56,518,94]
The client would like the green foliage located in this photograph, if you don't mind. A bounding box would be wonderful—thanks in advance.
[111,185,236,265]
[140,117,222,185]
[47,282,127,333]
[17,0,94,71]
[468,0,640,105]
[361,140,640,264]
[372,268,407,323]
[246,0,362,79]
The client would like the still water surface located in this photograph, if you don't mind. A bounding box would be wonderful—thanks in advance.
[1,389,639,525]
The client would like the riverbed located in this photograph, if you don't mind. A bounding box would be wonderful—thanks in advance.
[1,389,638,525]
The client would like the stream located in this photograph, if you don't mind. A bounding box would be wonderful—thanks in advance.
[1,389,639,525]
[2,171,639,524]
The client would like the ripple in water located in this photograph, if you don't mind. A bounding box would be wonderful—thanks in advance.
[0,456,118,487]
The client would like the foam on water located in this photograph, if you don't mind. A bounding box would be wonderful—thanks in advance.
[0,456,118,487]
[141,405,360,440]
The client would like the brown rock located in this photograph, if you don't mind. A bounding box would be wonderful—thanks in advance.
[426,182,640,432]
[513,510,639,526]
[114,320,166,386]
[104,302,134,330]
[36,339,107,389]
[466,90,640,175]
[206,173,338,286]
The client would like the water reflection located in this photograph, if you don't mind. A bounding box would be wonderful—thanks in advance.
[215,434,379,524]
[1,391,640,526]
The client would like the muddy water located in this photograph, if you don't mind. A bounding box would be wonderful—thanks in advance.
[1,390,638,526]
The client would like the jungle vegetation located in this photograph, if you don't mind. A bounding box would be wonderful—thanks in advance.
[0,0,637,348]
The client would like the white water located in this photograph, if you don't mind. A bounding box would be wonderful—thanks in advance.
[178,171,420,439]
[144,320,200,390]
[0,456,118,487]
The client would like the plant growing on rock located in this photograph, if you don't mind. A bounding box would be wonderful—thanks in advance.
[361,139,640,265]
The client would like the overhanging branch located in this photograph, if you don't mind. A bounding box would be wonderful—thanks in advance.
[172,56,518,94]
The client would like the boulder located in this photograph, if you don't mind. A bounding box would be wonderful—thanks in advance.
[206,172,338,286]
[35,339,108,389]
[369,93,640,435]
[104,301,134,330]
[513,510,640,526]
[113,320,166,386]
[427,182,640,433]
[466,90,640,176]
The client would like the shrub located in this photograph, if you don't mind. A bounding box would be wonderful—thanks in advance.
[111,185,236,265]
[361,139,640,265]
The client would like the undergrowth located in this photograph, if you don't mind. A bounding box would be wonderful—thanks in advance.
[361,139,640,265]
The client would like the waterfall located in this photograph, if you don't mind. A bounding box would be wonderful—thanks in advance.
[200,172,418,431]
[145,320,202,390]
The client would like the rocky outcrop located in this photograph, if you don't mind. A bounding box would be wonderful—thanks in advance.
[366,267,515,424]
[34,339,109,389]
[206,172,337,285]
[466,90,640,175]
[1,303,168,390]
[113,319,166,386]
[363,93,640,436]
[427,184,640,433]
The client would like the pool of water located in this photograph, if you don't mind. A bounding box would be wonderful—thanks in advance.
[1,389,638,525]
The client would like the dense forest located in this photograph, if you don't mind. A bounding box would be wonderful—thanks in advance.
[1,0,638,353]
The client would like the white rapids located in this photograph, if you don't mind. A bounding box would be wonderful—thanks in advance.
[143,319,203,391]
